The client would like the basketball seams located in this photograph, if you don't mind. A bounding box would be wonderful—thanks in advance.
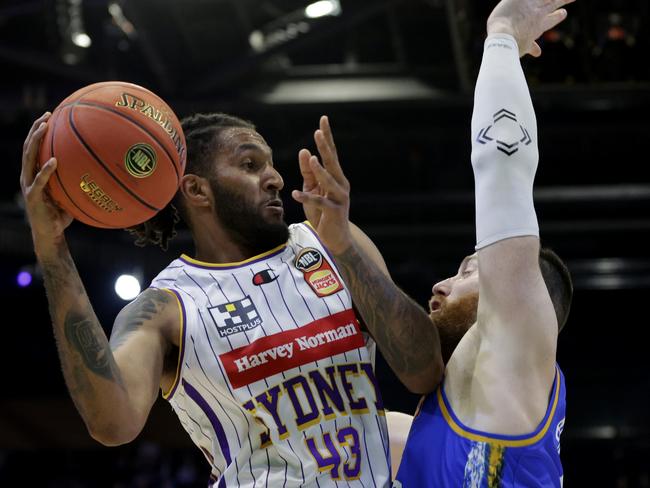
[68,104,161,213]
[48,106,111,228]
[42,81,184,229]
[72,99,181,182]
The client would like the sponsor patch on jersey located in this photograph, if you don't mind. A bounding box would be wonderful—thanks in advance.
[220,308,364,388]
[208,296,262,338]
[252,269,278,286]
[295,248,343,297]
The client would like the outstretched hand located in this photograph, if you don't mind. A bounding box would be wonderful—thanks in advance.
[487,0,575,57]
[20,112,73,249]
[292,116,352,255]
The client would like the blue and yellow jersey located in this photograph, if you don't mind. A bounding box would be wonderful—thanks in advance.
[395,366,566,487]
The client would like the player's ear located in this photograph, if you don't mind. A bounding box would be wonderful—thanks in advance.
[179,174,211,209]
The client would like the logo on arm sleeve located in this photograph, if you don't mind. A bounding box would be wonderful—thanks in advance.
[476,108,532,156]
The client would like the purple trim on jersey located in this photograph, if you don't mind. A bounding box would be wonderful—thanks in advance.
[179,247,286,270]
[165,288,187,400]
[182,379,233,469]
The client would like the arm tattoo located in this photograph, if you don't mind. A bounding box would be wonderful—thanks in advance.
[334,244,441,380]
[109,290,171,349]
[39,240,124,402]
[64,310,122,382]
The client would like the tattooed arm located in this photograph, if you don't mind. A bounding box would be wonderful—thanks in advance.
[21,114,178,446]
[338,225,444,394]
[40,241,177,445]
[292,116,444,394]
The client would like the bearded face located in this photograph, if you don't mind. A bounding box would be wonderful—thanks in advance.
[429,292,479,364]
[209,175,289,255]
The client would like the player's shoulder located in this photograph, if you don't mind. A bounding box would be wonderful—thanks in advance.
[111,287,181,348]
[288,220,316,240]
[149,256,186,287]
[119,287,180,320]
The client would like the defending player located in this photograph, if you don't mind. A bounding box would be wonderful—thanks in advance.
[21,110,443,486]
[393,0,575,485]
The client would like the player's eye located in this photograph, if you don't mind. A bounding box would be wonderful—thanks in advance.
[241,159,256,170]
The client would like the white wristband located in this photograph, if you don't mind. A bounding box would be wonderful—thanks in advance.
[471,34,539,249]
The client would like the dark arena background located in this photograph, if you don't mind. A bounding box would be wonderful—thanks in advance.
[1,0,649,486]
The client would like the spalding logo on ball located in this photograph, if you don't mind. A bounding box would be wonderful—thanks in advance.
[38,81,187,229]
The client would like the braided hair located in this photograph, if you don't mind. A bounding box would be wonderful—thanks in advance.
[126,112,256,250]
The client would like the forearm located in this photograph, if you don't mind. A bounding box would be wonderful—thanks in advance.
[36,239,133,443]
[333,242,443,394]
[471,34,539,250]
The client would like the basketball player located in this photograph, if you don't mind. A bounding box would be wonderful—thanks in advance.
[20,107,444,485]
[392,0,575,485]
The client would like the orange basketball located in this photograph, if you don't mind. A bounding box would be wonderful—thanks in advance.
[38,81,186,228]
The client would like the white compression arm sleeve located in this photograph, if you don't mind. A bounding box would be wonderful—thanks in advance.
[471,34,539,250]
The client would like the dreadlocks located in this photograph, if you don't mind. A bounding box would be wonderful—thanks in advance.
[126,112,256,250]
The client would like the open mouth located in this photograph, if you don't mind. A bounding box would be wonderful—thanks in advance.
[265,199,283,209]
[429,300,441,313]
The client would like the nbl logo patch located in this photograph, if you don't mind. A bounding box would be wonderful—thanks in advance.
[295,248,343,298]
[208,296,262,338]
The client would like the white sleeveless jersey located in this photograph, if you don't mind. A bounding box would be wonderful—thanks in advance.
[150,223,391,488]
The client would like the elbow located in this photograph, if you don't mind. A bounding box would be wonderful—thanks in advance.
[401,359,445,395]
[87,420,141,447]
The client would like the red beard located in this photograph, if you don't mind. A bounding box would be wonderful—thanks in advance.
[429,292,479,364]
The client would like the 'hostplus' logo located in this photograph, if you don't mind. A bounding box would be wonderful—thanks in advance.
[208,296,262,338]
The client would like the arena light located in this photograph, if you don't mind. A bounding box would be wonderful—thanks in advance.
[108,2,136,39]
[305,0,340,19]
[71,31,92,48]
[56,0,91,64]
[115,274,141,301]
[16,270,32,288]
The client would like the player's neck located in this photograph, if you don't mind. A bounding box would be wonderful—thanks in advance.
[191,229,255,264]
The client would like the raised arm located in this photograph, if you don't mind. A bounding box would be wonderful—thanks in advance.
[20,114,178,445]
[468,0,573,432]
[292,116,443,394]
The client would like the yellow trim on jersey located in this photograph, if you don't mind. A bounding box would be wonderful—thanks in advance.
[438,368,561,447]
[180,242,286,268]
[161,288,184,400]
[303,220,316,230]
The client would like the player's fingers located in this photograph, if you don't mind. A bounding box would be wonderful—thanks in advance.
[552,0,575,12]
[317,116,347,183]
[542,8,568,32]
[29,158,57,196]
[319,116,339,160]
[21,121,49,188]
[530,41,542,58]
[291,190,339,209]
[298,148,318,190]
[23,112,50,153]
[308,155,343,196]
[315,129,342,179]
